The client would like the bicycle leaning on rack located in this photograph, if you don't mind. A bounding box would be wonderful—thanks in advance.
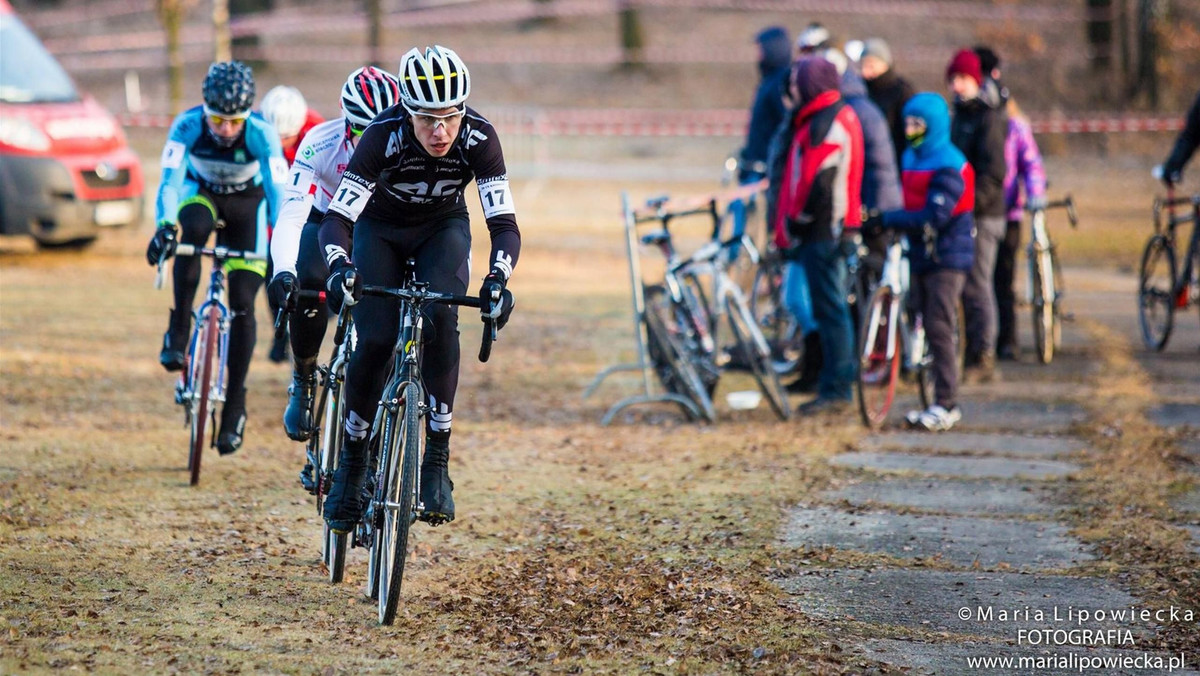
[855,229,934,429]
[1024,195,1078,364]
[155,244,266,486]
[1138,185,1200,351]
[323,262,495,625]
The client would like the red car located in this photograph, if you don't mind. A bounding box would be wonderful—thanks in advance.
[0,0,144,247]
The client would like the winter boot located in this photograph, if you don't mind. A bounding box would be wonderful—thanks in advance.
[786,331,822,394]
[283,358,317,441]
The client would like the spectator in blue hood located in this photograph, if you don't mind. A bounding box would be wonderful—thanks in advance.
[739,26,793,182]
[867,92,976,431]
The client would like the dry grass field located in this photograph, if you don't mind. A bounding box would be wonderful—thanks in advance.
[4,1,1200,672]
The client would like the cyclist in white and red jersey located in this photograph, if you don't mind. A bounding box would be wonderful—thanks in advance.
[266,67,401,491]
[318,46,520,533]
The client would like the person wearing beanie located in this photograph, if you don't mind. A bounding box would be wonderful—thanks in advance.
[860,37,916,169]
[772,56,864,415]
[795,22,832,55]
[866,92,976,430]
[973,45,1048,362]
[947,47,1009,383]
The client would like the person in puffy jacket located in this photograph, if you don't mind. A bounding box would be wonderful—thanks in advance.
[870,92,976,431]
[740,26,793,182]
[774,56,864,415]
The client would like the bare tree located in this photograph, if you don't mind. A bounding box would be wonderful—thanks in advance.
[618,0,644,70]
[155,0,199,115]
[213,0,231,63]
[366,0,382,68]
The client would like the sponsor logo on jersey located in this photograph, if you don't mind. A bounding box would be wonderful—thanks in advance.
[465,129,488,149]
[386,131,401,158]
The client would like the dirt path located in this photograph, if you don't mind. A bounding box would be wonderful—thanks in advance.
[1,216,1198,674]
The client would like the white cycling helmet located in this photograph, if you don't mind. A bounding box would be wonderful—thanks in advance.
[397,45,470,111]
[340,66,401,129]
[260,85,308,138]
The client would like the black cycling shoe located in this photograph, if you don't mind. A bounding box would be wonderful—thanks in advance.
[216,387,247,456]
[324,438,368,533]
[159,308,190,372]
[299,459,317,494]
[418,437,454,525]
[268,328,290,364]
[283,360,317,441]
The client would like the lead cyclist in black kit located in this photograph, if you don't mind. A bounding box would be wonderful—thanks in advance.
[319,46,520,533]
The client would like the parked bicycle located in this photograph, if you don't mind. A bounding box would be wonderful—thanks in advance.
[326,264,494,625]
[155,244,267,486]
[1025,195,1078,364]
[1138,185,1200,351]
[855,230,934,429]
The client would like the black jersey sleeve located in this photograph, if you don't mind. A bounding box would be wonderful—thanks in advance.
[467,115,522,280]
[318,122,389,269]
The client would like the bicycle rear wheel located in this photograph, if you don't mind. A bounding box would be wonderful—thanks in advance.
[188,306,220,486]
[642,284,716,421]
[377,381,421,625]
[725,296,790,420]
[1138,234,1176,351]
[750,258,801,375]
[856,287,901,429]
[1030,243,1056,364]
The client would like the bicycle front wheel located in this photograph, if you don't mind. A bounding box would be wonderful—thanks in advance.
[1138,234,1176,351]
[725,296,790,420]
[856,287,901,429]
[377,381,421,625]
[188,306,220,486]
[1030,244,1056,364]
[642,284,716,422]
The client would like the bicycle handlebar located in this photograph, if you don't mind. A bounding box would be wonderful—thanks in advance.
[359,284,495,363]
[154,243,268,289]
[1025,195,1079,228]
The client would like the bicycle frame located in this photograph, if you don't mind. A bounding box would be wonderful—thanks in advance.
[864,235,917,371]
[1154,189,1200,300]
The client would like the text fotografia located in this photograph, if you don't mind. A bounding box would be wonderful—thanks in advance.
[962,605,1196,626]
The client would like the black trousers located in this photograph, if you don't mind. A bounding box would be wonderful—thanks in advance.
[342,213,472,441]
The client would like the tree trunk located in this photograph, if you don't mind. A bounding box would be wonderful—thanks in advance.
[213,0,231,62]
[365,0,382,68]
[156,0,193,115]
[618,1,644,70]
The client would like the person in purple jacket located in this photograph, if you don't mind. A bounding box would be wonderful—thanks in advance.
[976,47,1047,361]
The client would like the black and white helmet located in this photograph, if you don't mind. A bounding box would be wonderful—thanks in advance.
[340,66,401,129]
[397,45,470,111]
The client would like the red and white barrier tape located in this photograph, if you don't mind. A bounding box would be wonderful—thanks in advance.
[117,109,1187,137]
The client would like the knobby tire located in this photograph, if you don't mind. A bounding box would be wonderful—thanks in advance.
[379,381,421,625]
[189,306,220,486]
[642,284,715,421]
[1031,244,1056,364]
[1138,234,1176,352]
[856,287,901,429]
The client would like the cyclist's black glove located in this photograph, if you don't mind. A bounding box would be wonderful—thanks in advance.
[325,259,362,313]
[267,272,298,314]
[146,224,178,266]
[479,272,513,330]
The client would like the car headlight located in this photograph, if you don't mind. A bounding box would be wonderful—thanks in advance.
[0,116,51,152]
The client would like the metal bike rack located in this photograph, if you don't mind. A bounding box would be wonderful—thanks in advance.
[583,191,704,425]
[584,182,767,425]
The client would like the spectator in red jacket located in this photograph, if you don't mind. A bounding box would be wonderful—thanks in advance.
[774,56,865,415]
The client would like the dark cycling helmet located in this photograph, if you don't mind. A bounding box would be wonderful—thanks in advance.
[397,45,470,110]
[202,61,256,116]
[340,66,401,129]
